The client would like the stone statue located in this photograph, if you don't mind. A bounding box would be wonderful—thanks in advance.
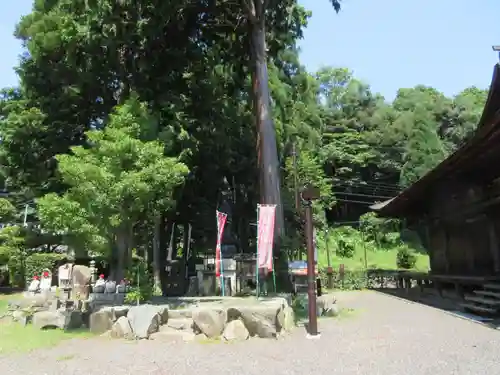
[40,271,52,292]
[94,274,106,293]
[27,276,40,294]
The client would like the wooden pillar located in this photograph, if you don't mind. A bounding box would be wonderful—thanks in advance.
[423,220,434,271]
[443,225,450,274]
[488,219,500,274]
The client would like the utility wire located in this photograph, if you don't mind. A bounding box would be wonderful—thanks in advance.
[333,178,402,189]
[335,198,380,206]
[332,191,393,200]
[334,184,401,196]
[334,183,400,195]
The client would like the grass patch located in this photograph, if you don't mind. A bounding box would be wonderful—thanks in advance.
[0,293,18,314]
[56,354,77,361]
[196,336,223,344]
[316,245,429,272]
[0,323,95,355]
[0,293,95,355]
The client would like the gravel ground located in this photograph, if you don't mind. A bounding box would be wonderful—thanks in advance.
[1,291,499,375]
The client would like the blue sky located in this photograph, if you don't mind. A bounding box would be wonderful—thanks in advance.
[1,0,499,101]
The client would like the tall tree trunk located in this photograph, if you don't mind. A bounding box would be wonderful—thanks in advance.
[152,215,162,292]
[115,228,128,282]
[247,0,284,240]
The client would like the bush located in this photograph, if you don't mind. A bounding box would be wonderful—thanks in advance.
[7,253,26,288]
[332,226,360,258]
[7,252,67,288]
[319,268,367,290]
[396,246,417,269]
[25,253,67,280]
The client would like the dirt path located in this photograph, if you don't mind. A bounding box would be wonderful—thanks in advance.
[1,291,499,375]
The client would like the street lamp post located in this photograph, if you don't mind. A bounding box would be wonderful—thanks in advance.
[301,185,321,338]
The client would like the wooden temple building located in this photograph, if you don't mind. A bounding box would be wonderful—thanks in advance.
[372,63,500,278]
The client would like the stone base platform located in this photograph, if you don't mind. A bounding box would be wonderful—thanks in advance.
[95,295,297,342]
[5,293,338,344]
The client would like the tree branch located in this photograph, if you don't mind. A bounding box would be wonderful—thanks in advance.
[242,0,258,24]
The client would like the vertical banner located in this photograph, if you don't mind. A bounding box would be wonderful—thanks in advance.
[257,205,276,271]
[215,210,228,280]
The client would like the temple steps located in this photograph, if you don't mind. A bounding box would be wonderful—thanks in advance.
[461,283,500,316]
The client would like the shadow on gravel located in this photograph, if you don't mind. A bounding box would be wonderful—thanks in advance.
[371,287,500,330]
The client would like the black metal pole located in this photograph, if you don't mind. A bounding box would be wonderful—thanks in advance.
[304,200,318,336]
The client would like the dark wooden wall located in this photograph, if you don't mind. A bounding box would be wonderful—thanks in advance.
[421,178,500,276]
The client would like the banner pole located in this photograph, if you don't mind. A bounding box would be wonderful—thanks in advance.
[217,211,226,297]
[271,205,277,293]
[255,204,260,298]
[272,256,276,293]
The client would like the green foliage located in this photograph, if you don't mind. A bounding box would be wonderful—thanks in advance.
[331,226,362,258]
[0,0,488,283]
[24,253,66,282]
[36,98,189,256]
[125,253,153,304]
[0,199,16,222]
[396,246,417,269]
[0,226,26,287]
[319,269,367,290]
[359,212,401,248]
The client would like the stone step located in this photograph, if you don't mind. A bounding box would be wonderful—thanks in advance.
[464,295,500,306]
[483,283,500,291]
[461,303,497,315]
[474,290,500,299]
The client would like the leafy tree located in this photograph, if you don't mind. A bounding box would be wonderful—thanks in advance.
[36,99,189,280]
[400,106,447,186]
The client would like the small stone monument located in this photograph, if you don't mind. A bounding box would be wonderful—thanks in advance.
[27,275,40,295]
[40,271,52,293]
[94,274,106,293]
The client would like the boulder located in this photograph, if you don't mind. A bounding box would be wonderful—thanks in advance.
[317,294,336,316]
[192,307,227,338]
[281,306,295,331]
[167,318,193,331]
[110,316,134,339]
[156,305,169,324]
[12,310,30,326]
[127,304,161,339]
[89,309,114,334]
[323,304,340,317]
[227,304,281,338]
[32,311,65,329]
[112,306,130,321]
[9,295,49,310]
[64,310,84,330]
[223,319,249,342]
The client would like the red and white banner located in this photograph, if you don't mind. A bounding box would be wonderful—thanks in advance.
[215,210,227,277]
[257,204,276,271]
